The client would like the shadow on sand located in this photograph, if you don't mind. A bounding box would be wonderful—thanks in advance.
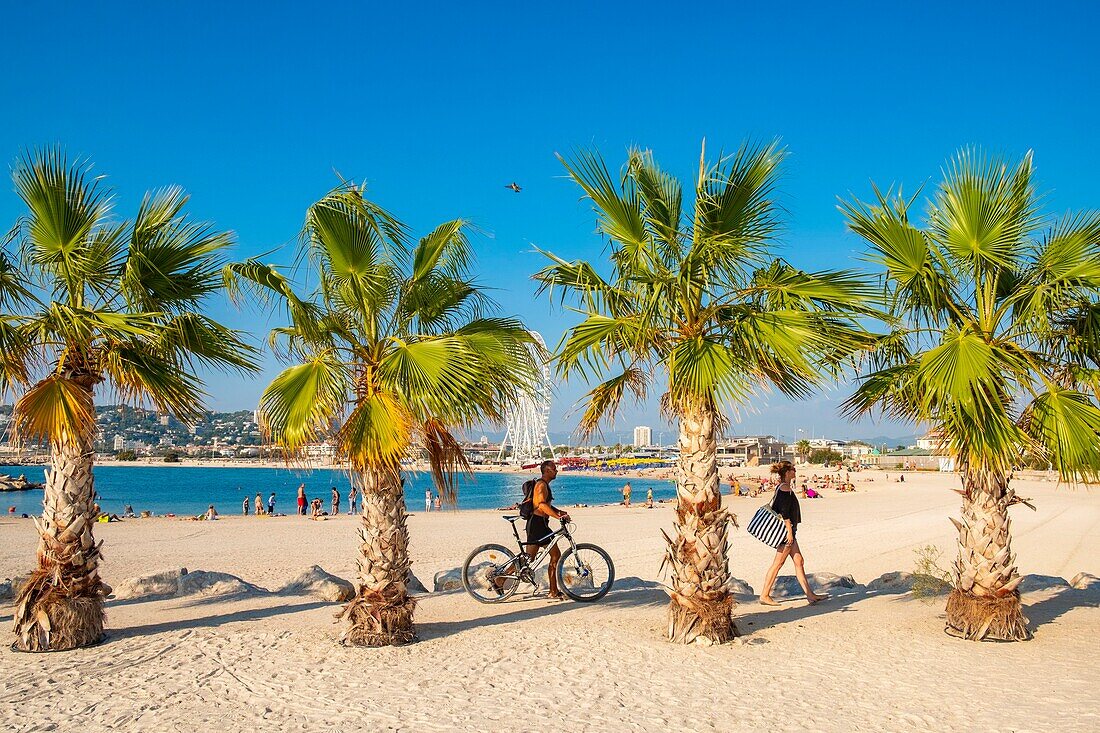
[416,576,667,640]
[106,600,330,641]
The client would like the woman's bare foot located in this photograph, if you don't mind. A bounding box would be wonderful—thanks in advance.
[759,596,781,606]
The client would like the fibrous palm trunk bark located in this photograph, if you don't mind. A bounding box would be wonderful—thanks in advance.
[339,465,416,646]
[945,470,1030,641]
[664,401,736,644]
[12,381,109,651]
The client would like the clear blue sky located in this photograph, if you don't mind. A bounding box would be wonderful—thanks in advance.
[2,1,1097,443]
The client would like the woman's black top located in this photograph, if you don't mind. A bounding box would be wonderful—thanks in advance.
[771,486,801,525]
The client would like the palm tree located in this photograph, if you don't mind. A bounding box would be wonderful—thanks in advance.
[2,148,257,651]
[535,141,875,643]
[795,439,812,462]
[226,183,539,646]
[841,149,1100,641]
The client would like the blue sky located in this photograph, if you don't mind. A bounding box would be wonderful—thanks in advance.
[2,1,1097,442]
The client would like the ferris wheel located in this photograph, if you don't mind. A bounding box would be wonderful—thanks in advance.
[497,331,554,465]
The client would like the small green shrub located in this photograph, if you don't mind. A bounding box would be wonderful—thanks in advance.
[911,544,952,601]
[115,449,138,461]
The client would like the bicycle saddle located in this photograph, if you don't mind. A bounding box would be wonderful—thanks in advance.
[501,515,523,523]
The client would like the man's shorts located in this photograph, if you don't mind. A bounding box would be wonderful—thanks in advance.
[526,514,552,547]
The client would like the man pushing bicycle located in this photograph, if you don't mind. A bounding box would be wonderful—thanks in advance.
[524,460,570,600]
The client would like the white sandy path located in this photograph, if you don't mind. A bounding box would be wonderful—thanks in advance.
[1,472,1098,732]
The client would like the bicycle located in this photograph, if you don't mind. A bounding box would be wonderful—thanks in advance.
[461,515,615,603]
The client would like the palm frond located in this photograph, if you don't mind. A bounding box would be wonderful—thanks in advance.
[1019,387,1100,482]
[929,148,1039,274]
[13,147,113,305]
[121,186,232,312]
[258,352,350,454]
[574,366,649,439]
[420,417,472,506]
[337,390,413,471]
[12,375,95,447]
[102,343,207,423]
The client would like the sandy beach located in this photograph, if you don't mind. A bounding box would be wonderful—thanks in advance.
[2,469,1098,732]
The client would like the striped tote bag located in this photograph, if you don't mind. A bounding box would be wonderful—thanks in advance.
[747,491,787,548]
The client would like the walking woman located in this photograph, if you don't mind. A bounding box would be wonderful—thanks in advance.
[759,461,828,606]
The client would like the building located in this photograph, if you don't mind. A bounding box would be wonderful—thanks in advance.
[633,426,652,448]
[113,435,125,451]
[716,435,790,465]
[916,431,945,452]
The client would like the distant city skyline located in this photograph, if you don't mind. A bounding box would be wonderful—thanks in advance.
[2,2,1096,437]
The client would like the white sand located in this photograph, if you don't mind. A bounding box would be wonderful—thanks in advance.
[2,470,1098,732]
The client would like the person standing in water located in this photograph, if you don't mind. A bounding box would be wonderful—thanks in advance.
[254,492,264,516]
[242,496,249,516]
[331,486,340,516]
[425,488,433,512]
[297,484,307,515]
[759,461,828,606]
[268,492,276,516]
[622,482,632,507]
[348,483,358,514]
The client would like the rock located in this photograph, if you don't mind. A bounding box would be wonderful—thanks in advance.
[279,566,354,602]
[407,571,429,595]
[868,571,915,593]
[178,570,261,597]
[728,577,755,597]
[769,572,858,599]
[112,568,188,600]
[434,568,465,592]
[1020,574,1070,592]
[1070,572,1098,590]
[0,579,13,602]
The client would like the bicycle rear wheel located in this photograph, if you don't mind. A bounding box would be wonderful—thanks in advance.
[557,543,615,602]
[462,543,522,603]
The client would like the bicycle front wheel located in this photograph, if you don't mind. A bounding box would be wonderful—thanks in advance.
[557,543,615,602]
[462,543,522,603]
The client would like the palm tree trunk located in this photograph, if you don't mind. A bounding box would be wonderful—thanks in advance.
[12,383,108,651]
[664,400,736,644]
[945,469,1030,641]
[339,465,416,646]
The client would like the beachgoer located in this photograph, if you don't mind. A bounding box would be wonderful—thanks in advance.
[255,492,264,516]
[243,496,249,516]
[434,495,441,511]
[348,484,358,515]
[646,487,654,508]
[123,504,135,518]
[425,489,433,512]
[268,492,276,516]
[310,497,323,518]
[622,482,632,507]
[297,484,307,515]
[331,486,340,515]
[759,460,828,606]
[524,460,570,600]
[205,504,218,520]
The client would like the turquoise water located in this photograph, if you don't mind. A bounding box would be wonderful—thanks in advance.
[1,465,674,517]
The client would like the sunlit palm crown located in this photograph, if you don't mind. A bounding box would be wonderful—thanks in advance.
[534,142,876,433]
[0,148,256,444]
[841,149,1100,481]
[225,185,540,495]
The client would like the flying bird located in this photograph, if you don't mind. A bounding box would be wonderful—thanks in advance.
[505,182,522,193]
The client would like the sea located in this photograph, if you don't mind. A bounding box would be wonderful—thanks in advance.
[1,465,675,517]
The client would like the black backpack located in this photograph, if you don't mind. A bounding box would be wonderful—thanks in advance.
[519,478,537,519]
